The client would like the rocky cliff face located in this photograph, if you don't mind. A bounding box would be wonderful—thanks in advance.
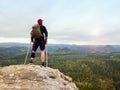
[0,65,78,90]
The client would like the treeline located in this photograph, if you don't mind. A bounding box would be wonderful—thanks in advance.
[0,51,120,90]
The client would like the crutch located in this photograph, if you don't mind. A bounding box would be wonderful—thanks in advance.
[45,44,48,67]
[24,42,31,64]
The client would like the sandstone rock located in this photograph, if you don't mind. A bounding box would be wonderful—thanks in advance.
[0,65,79,90]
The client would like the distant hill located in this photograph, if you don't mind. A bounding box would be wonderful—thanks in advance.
[0,42,28,48]
[73,45,114,53]
[56,47,71,52]
[0,46,27,57]
[0,43,120,55]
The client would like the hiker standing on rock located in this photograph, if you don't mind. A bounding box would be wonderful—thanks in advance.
[30,19,48,66]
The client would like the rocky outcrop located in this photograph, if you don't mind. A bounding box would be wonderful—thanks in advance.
[0,65,78,90]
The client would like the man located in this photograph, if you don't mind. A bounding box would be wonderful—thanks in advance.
[30,19,48,66]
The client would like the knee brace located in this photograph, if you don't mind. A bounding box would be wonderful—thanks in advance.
[31,53,35,58]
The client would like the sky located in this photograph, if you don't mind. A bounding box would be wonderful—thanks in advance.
[0,0,120,45]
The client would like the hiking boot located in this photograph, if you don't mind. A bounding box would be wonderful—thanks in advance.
[41,62,45,66]
[29,60,33,64]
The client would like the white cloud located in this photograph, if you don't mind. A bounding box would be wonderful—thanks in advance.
[0,0,120,45]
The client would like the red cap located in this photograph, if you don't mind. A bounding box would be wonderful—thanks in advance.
[37,19,43,23]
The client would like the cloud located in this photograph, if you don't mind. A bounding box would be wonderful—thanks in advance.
[0,0,120,44]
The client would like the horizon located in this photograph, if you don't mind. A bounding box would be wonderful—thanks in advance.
[0,42,120,46]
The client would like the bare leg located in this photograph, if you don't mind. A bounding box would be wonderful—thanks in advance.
[41,50,45,66]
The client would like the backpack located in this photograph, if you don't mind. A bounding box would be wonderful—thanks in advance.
[31,24,43,38]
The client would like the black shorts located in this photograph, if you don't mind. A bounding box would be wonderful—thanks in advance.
[32,38,45,51]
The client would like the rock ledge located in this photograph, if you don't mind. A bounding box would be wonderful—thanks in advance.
[0,65,78,90]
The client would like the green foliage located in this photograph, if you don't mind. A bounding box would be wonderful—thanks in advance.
[47,52,119,90]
